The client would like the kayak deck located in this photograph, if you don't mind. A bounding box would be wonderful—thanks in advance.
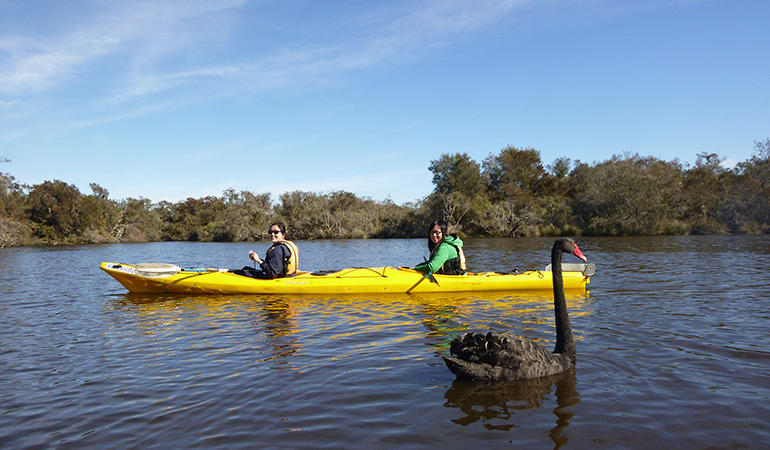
[100,262,592,295]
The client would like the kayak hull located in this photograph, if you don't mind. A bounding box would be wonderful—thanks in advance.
[100,262,591,295]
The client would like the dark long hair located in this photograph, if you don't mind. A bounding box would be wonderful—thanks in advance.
[426,220,448,253]
[269,221,288,239]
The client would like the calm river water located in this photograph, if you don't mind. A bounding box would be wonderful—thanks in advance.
[1,236,768,448]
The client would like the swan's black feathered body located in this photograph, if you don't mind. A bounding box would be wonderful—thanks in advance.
[444,330,574,381]
[443,238,587,381]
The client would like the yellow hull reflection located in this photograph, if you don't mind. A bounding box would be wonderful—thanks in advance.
[113,290,591,339]
[111,290,592,368]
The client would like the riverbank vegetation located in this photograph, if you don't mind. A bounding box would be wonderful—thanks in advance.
[2,139,768,247]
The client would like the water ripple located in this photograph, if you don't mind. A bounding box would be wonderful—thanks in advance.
[1,236,769,447]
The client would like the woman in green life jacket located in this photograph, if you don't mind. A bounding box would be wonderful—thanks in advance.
[414,220,466,275]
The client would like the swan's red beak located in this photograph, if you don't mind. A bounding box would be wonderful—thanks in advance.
[572,244,587,262]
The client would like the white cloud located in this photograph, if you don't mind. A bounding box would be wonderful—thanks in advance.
[2,0,533,99]
[0,98,20,110]
[230,0,533,91]
[0,0,246,95]
[0,130,24,141]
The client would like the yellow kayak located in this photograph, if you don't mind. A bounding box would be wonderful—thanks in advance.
[100,262,593,295]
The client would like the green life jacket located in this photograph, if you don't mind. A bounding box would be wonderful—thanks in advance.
[431,235,466,275]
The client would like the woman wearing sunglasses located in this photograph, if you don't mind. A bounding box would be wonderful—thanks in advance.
[234,222,299,278]
[414,220,466,276]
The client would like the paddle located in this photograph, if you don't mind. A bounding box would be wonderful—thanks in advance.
[416,256,440,285]
[424,272,440,286]
[405,270,439,294]
[134,263,224,278]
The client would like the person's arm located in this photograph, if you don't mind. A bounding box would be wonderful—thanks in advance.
[260,244,288,278]
[414,243,455,274]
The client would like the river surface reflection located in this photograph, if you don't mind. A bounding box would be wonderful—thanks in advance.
[444,369,578,445]
[1,236,768,447]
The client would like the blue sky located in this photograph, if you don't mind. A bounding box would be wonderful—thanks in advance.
[1,0,768,205]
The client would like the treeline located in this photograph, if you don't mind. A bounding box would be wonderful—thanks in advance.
[1,139,768,247]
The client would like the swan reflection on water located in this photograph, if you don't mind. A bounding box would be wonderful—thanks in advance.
[443,368,579,447]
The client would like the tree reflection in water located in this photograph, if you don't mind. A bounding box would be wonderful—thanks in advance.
[443,368,579,448]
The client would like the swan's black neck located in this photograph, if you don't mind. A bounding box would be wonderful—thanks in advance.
[552,242,576,362]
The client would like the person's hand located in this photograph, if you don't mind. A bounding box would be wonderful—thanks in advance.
[249,250,260,262]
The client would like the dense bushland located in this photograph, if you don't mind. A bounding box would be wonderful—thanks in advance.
[1,139,768,247]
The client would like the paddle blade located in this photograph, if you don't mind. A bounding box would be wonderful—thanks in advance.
[135,263,182,278]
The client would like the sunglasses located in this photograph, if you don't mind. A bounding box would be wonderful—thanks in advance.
[430,230,443,236]
[268,229,282,235]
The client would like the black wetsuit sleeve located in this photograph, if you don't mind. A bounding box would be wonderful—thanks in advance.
[259,244,288,278]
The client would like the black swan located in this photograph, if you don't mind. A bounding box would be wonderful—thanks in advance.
[443,238,587,381]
